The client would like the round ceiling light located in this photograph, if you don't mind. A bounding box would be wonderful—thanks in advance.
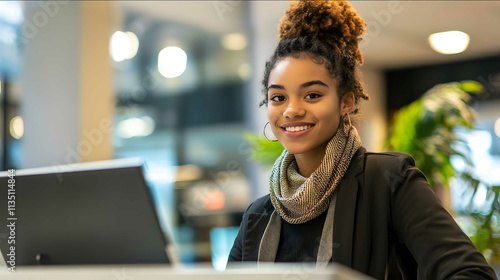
[428,31,470,55]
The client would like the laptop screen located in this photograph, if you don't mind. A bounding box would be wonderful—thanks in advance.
[0,159,175,266]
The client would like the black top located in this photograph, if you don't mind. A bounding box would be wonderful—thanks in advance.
[275,210,328,262]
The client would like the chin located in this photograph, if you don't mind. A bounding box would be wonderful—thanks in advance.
[280,143,308,155]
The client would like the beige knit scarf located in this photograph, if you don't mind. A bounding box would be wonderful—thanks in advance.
[269,121,362,224]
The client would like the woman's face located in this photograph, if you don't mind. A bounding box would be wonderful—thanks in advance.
[267,56,346,156]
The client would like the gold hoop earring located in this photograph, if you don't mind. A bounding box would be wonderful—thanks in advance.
[263,122,278,142]
[343,113,353,135]
[346,113,352,128]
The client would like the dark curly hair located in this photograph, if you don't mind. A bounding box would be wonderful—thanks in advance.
[260,1,369,113]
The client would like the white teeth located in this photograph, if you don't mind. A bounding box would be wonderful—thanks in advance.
[285,125,312,132]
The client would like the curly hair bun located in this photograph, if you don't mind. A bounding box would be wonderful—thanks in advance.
[278,0,366,65]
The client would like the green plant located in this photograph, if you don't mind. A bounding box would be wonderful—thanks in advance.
[388,81,482,189]
[387,80,500,261]
[242,132,284,168]
[462,176,500,262]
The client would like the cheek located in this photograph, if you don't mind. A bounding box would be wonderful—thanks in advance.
[267,108,278,128]
[267,107,279,122]
[317,109,341,132]
[267,108,273,122]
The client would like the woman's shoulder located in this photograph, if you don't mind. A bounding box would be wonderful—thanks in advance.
[361,149,427,194]
[243,194,274,215]
[351,147,418,177]
[363,150,417,172]
[365,149,415,161]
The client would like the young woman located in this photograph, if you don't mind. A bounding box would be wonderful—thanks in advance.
[228,1,496,279]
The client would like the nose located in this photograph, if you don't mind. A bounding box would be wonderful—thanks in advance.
[283,99,305,119]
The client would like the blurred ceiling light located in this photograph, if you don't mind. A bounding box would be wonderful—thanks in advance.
[428,31,470,55]
[158,46,187,78]
[109,31,139,62]
[10,116,24,139]
[221,33,247,51]
[124,32,139,59]
[238,63,250,81]
[110,31,128,61]
[0,1,23,25]
[117,116,155,138]
[495,118,500,137]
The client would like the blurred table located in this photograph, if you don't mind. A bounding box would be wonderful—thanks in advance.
[0,263,374,280]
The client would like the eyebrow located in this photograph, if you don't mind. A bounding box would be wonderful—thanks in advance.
[267,84,285,91]
[267,80,329,91]
[301,80,329,89]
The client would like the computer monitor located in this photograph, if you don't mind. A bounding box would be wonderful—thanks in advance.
[0,159,176,266]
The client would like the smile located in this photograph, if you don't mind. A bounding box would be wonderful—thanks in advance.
[284,125,312,132]
[281,124,315,138]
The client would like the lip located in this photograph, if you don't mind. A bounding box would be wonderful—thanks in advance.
[280,122,315,138]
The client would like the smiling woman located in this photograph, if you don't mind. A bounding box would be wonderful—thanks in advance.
[267,57,349,178]
[228,1,497,279]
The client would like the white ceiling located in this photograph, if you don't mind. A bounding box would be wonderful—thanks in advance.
[351,1,500,69]
[117,1,500,70]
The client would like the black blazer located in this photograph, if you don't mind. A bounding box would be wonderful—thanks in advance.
[228,148,496,280]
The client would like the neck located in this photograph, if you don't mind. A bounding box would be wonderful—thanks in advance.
[294,143,328,177]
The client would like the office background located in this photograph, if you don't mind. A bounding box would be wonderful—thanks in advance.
[0,1,499,267]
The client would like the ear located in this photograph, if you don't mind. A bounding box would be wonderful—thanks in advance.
[340,92,355,115]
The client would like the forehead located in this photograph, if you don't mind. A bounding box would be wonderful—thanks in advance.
[268,57,334,86]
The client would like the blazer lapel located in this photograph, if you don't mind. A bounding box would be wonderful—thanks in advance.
[244,198,274,261]
[331,148,365,267]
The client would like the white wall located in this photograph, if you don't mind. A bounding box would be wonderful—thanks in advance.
[20,1,81,168]
[20,2,115,169]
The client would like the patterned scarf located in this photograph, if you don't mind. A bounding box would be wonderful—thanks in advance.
[269,121,362,224]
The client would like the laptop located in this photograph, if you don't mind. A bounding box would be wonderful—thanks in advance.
[0,158,177,266]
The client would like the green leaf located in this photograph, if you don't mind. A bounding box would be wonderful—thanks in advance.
[459,80,484,94]
[242,132,284,168]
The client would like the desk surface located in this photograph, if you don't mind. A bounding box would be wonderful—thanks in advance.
[0,263,374,280]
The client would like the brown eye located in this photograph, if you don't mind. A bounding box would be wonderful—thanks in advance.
[305,93,322,99]
[270,95,285,102]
